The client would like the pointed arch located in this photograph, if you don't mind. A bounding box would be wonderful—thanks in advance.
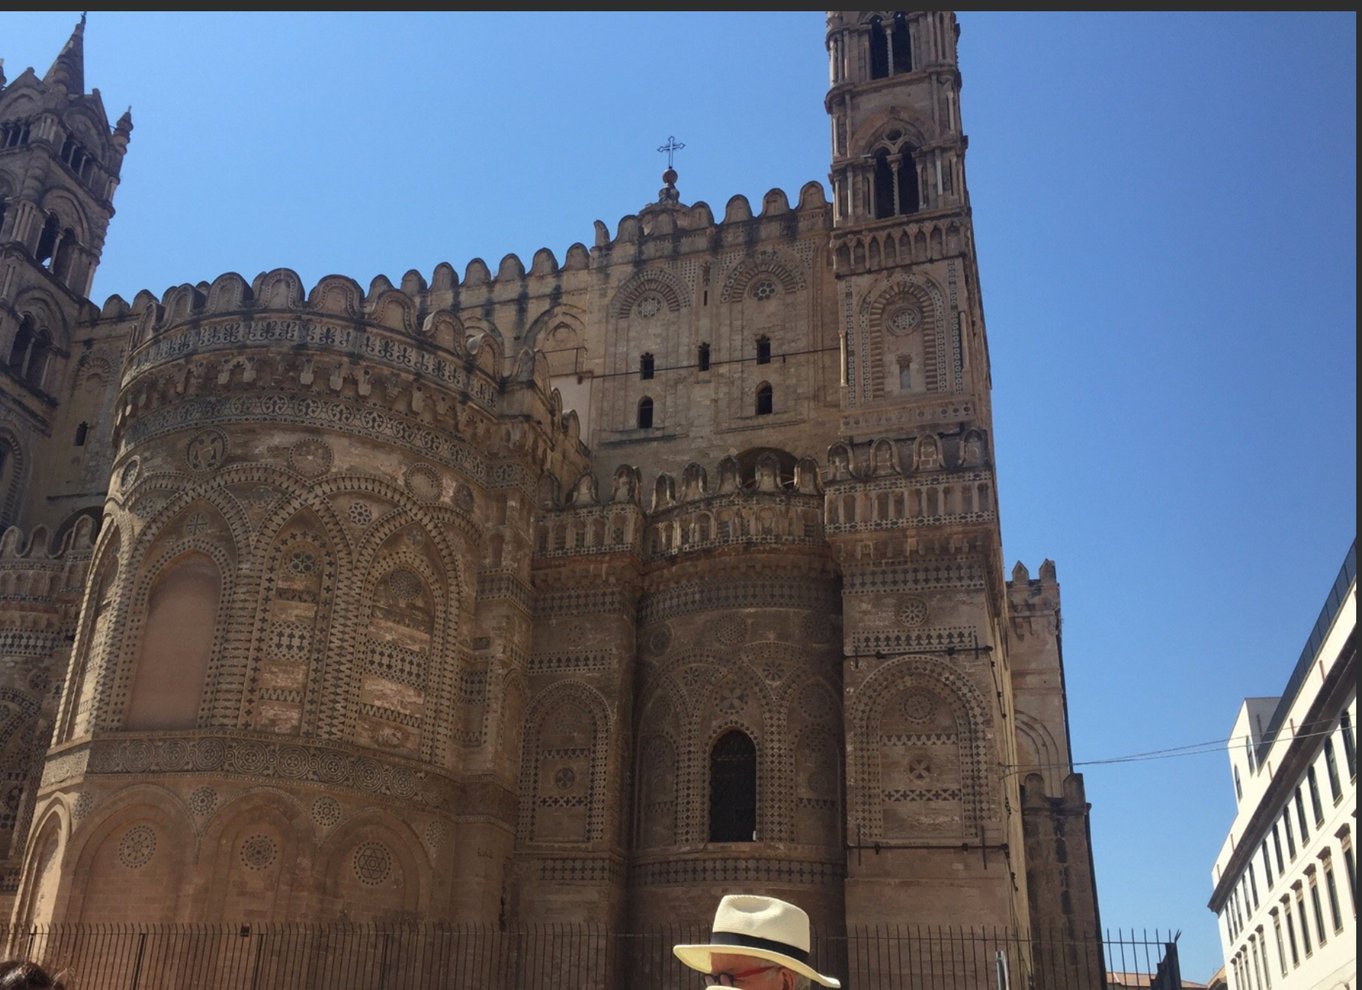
[517,681,612,846]
[709,729,757,842]
[123,550,221,730]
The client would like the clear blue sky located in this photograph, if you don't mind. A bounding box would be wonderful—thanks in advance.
[3,11,1355,981]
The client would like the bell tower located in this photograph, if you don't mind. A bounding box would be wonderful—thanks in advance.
[0,14,132,529]
[820,11,1080,966]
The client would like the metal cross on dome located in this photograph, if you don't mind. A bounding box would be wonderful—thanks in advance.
[657,135,685,169]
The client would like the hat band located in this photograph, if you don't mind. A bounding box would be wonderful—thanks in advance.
[708,932,810,965]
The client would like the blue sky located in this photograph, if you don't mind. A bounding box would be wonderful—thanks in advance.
[2,11,1356,981]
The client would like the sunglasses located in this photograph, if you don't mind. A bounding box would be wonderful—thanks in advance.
[707,964,780,985]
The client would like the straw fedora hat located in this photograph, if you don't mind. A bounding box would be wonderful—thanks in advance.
[674,894,840,987]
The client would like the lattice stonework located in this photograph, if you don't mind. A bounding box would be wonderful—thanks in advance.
[518,682,611,845]
[859,274,948,400]
[849,656,992,842]
[244,526,336,736]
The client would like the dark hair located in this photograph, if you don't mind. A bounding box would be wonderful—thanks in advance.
[0,960,65,990]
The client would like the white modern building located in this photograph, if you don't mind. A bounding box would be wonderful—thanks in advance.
[1210,539,1357,990]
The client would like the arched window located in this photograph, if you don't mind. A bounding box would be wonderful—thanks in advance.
[755,336,771,365]
[637,397,654,429]
[35,215,60,269]
[755,383,773,416]
[697,342,710,372]
[874,150,920,219]
[709,730,757,842]
[6,315,50,389]
[6,316,34,375]
[868,16,889,80]
[640,353,655,380]
[52,226,77,280]
[125,552,221,730]
[891,12,913,73]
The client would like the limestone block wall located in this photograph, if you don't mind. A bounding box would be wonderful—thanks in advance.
[0,519,92,917]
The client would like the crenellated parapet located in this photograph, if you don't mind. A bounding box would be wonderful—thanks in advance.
[1005,558,1059,636]
[532,453,830,565]
[0,517,97,623]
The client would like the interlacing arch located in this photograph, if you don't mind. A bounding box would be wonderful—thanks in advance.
[517,680,613,845]
[719,254,806,303]
[609,268,688,320]
[848,654,992,841]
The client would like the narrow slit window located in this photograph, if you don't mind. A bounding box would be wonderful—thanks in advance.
[640,353,654,380]
[698,342,710,372]
[74,422,89,446]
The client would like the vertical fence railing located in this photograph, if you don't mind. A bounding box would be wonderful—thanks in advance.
[0,922,1180,990]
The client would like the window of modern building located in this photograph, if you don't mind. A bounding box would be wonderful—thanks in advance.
[1294,886,1312,956]
[637,397,654,429]
[1262,840,1275,887]
[1340,832,1355,915]
[708,729,757,842]
[1307,766,1324,826]
[1323,737,1342,802]
[1250,936,1266,990]
[1322,856,1343,933]
[640,353,654,380]
[1257,927,1271,990]
[1283,901,1300,968]
[755,335,771,365]
[1285,811,1297,859]
[1294,787,1310,842]
[1307,870,1327,946]
[1341,710,1357,777]
[1271,911,1286,977]
[1249,862,1260,908]
[1273,825,1285,872]
[1235,765,1244,801]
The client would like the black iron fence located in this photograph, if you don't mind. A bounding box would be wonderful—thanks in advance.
[1,922,1181,990]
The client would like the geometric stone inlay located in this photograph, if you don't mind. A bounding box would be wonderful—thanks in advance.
[118,824,157,869]
[353,841,392,885]
[240,834,278,870]
[900,597,928,627]
[902,694,937,724]
[312,796,341,829]
[188,786,218,817]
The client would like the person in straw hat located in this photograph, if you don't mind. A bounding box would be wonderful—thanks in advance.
[673,893,841,989]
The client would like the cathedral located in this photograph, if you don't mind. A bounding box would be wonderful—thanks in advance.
[0,9,1101,984]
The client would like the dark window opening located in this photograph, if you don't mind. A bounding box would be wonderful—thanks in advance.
[52,227,77,280]
[1341,710,1356,776]
[640,353,654,380]
[898,150,920,214]
[755,383,773,416]
[36,214,60,269]
[7,315,50,388]
[74,422,88,446]
[1324,738,1341,800]
[755,336,771,365]
[637,397,653,430]
[1307,766,1324,825]
[709,730,756,842]
[698,342,710,372]
[1294,787,1310,842]
[891,12,913,73]
[868,17,889,79]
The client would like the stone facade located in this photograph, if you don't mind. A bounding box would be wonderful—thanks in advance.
[0,8,1102,976]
